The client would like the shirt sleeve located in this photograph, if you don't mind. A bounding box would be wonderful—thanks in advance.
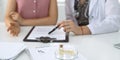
[88,0,120,34]
[65,0,74,20]
[65,0,78,25]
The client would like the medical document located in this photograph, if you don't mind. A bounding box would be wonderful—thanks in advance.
[27,46,87,60]
[26,26,66,41]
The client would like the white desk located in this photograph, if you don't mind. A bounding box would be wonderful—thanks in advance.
[0,23,120,60]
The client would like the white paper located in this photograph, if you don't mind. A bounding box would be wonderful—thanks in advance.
[27,46,87,60]
[0,43,26,60]
[27,47,56,60]
[27,26,66,40]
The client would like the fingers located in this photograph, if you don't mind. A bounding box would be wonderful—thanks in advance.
[10,11,17,17]
[10,11,17,15]
[10,12,16,20]
[7,23,20,36]
[9,11,14,16]
[57,21,65,28]
[11,14,17,20]
[7,26,19,36]
[7,23,14,31]
[10,23,15,26]
[63,26,71,32]
[9,28,20,36]
[58,20,74,32]
[10,11,19,21]
[58,21,69,28]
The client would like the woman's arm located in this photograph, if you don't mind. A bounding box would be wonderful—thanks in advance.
[5,0,20,36]
[16,0,58,26]
[5,0,17,27]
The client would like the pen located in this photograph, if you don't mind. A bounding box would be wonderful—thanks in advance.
[48,25,60,34]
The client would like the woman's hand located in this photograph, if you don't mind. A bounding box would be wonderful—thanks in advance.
[10,12,24,25]
[7,22,20,36]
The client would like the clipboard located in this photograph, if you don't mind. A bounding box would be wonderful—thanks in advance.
[23,26,69,43]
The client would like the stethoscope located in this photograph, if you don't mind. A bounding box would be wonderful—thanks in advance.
[74,0,89,19]
[74,0,90,26]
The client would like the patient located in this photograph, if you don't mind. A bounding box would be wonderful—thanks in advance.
[5,0,58,36]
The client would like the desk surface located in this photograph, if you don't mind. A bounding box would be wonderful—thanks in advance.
[0,23,120,60]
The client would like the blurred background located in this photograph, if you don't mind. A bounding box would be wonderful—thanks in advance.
[0,0,65,22]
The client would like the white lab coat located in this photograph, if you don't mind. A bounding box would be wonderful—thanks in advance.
[65,0,120,34]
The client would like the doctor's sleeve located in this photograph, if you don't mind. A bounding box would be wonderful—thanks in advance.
[65,0,74,20]
[88,0,120,34]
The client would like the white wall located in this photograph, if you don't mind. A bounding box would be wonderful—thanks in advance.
[0,0,7,22]
[0,0,65,22]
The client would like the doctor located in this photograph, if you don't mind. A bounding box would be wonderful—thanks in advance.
[59,0,120,35]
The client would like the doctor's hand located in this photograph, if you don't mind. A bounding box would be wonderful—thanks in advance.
[7,22,20,36]
[58,20,91,35]
[58,20,83,35]
[10,12,24,25]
